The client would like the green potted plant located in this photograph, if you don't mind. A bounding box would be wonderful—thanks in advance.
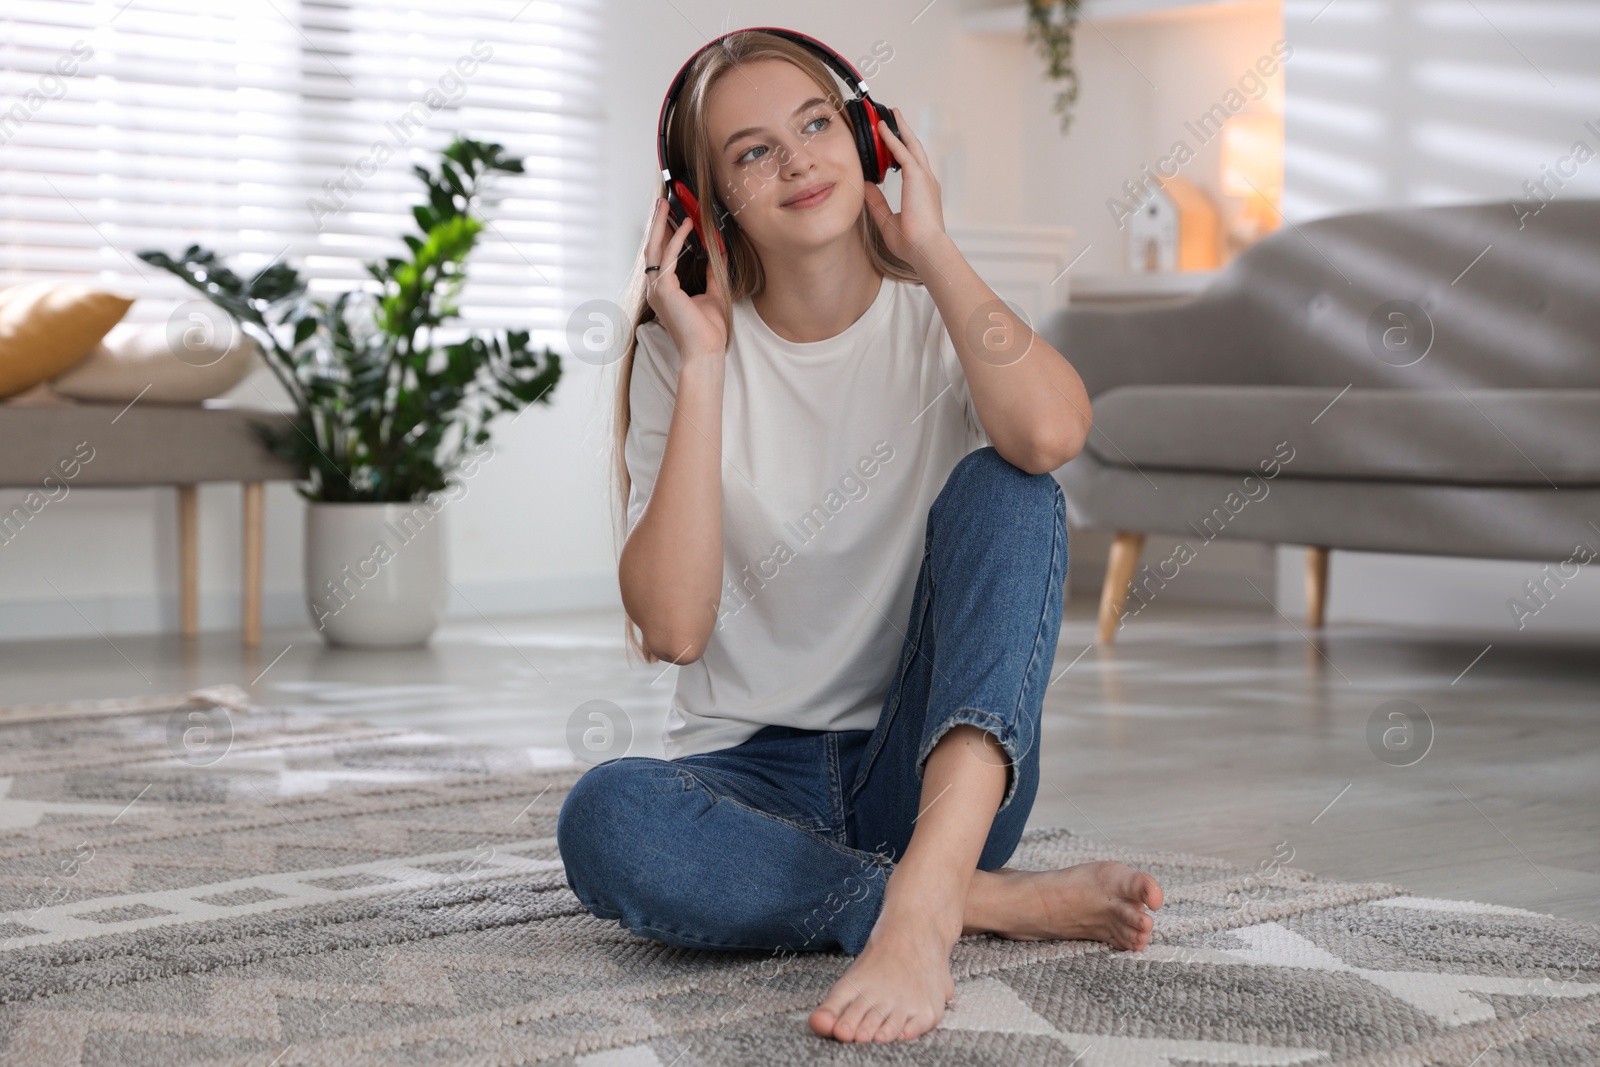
[140,136,562,647]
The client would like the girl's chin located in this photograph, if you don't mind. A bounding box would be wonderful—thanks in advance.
[757,228,858,256]
[752,204,858,239]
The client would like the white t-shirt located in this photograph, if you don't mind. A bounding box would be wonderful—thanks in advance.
[625,273,989,759]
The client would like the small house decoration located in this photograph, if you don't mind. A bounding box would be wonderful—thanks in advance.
[1128,176,1221,274]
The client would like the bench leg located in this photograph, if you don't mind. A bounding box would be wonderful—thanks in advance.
[242,482,264,648]
[1306,546,1330,630]
[178,485,199,637]
[1096,531,1145,644]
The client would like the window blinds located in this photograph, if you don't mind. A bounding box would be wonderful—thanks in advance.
[0,0,604,329]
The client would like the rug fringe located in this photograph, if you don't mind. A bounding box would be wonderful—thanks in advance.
[0,684,252,725]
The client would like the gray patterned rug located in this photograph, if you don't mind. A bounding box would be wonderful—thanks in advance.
[1,688,1596,1066]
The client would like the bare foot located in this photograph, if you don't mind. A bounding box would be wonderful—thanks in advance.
[808,892,960,1043]
[967,860,1164,950]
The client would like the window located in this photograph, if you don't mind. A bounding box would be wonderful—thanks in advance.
[1,0,604,329]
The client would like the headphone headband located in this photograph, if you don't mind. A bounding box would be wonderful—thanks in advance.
[656,27,875,183]
[654,26,899,260]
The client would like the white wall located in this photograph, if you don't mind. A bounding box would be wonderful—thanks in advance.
[1018,5,1289,273]
[0,0,1030,639]
[1276,0,1600,635]
[962,2,1289,605]
[0,1,1299,638]
[1282,0,1600,221]
[10,0,1588,640]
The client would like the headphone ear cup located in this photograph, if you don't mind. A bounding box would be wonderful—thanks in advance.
[669,180,705,255]
[876,101,902,160]
[849,98,900,184]
[844,99,878,183]
[670,178,727,257]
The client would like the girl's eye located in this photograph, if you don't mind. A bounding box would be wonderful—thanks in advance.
[734,114,831,165]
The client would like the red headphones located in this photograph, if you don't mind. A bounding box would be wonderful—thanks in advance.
[656,27,902,258]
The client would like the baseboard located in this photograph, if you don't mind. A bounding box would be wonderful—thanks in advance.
[0,590,307,642]
[1064,526,1279,608]
[0,573,622,641]
[1275,547,1600,636]
[1070,564,1276,609]
[444,572,622,618]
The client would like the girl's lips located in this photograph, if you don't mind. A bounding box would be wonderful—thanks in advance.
[782,183,834,209]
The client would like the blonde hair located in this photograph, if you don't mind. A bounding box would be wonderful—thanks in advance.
[612,30,919,665]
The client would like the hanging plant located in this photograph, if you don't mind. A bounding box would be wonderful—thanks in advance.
[1026,0,1084,134]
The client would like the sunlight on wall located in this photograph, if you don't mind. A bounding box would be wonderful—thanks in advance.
[1284,0,1600,222]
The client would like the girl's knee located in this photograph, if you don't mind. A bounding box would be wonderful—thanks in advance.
[556,757,676,902]
[936,446,1064,525]
[555,760,786,950]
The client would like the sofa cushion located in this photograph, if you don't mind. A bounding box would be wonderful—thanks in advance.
[1056,453,1600,562]
[1084,385,1600,487]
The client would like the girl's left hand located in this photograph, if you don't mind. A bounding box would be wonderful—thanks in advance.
[862,106,948,270]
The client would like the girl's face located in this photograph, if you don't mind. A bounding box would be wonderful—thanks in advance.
[705,58,864,257]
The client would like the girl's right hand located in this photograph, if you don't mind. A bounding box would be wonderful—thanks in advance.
[644,196,729,361]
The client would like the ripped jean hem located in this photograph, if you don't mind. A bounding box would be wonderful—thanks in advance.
[913,707,1026,813]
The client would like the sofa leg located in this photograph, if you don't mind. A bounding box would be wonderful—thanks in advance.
[242,482,264,649]
[178,485,199,638]
[1306,546,1330,630]
[1097,532,1145,644]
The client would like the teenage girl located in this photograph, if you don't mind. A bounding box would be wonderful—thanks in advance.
[557,28,1163,1045]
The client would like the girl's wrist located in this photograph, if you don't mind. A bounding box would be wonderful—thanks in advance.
[678,347,727,372]
[911,231,958,271]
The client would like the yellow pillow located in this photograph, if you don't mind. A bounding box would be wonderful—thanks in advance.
[0,283,135,398]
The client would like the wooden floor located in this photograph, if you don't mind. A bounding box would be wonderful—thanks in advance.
[4,600,1596,924]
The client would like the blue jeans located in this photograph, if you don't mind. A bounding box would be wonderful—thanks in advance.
[557,447,1068,955]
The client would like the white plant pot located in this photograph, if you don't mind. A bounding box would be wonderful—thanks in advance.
[305,501,447,647]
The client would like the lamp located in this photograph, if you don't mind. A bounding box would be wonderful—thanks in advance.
[1221,114,1283,245]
